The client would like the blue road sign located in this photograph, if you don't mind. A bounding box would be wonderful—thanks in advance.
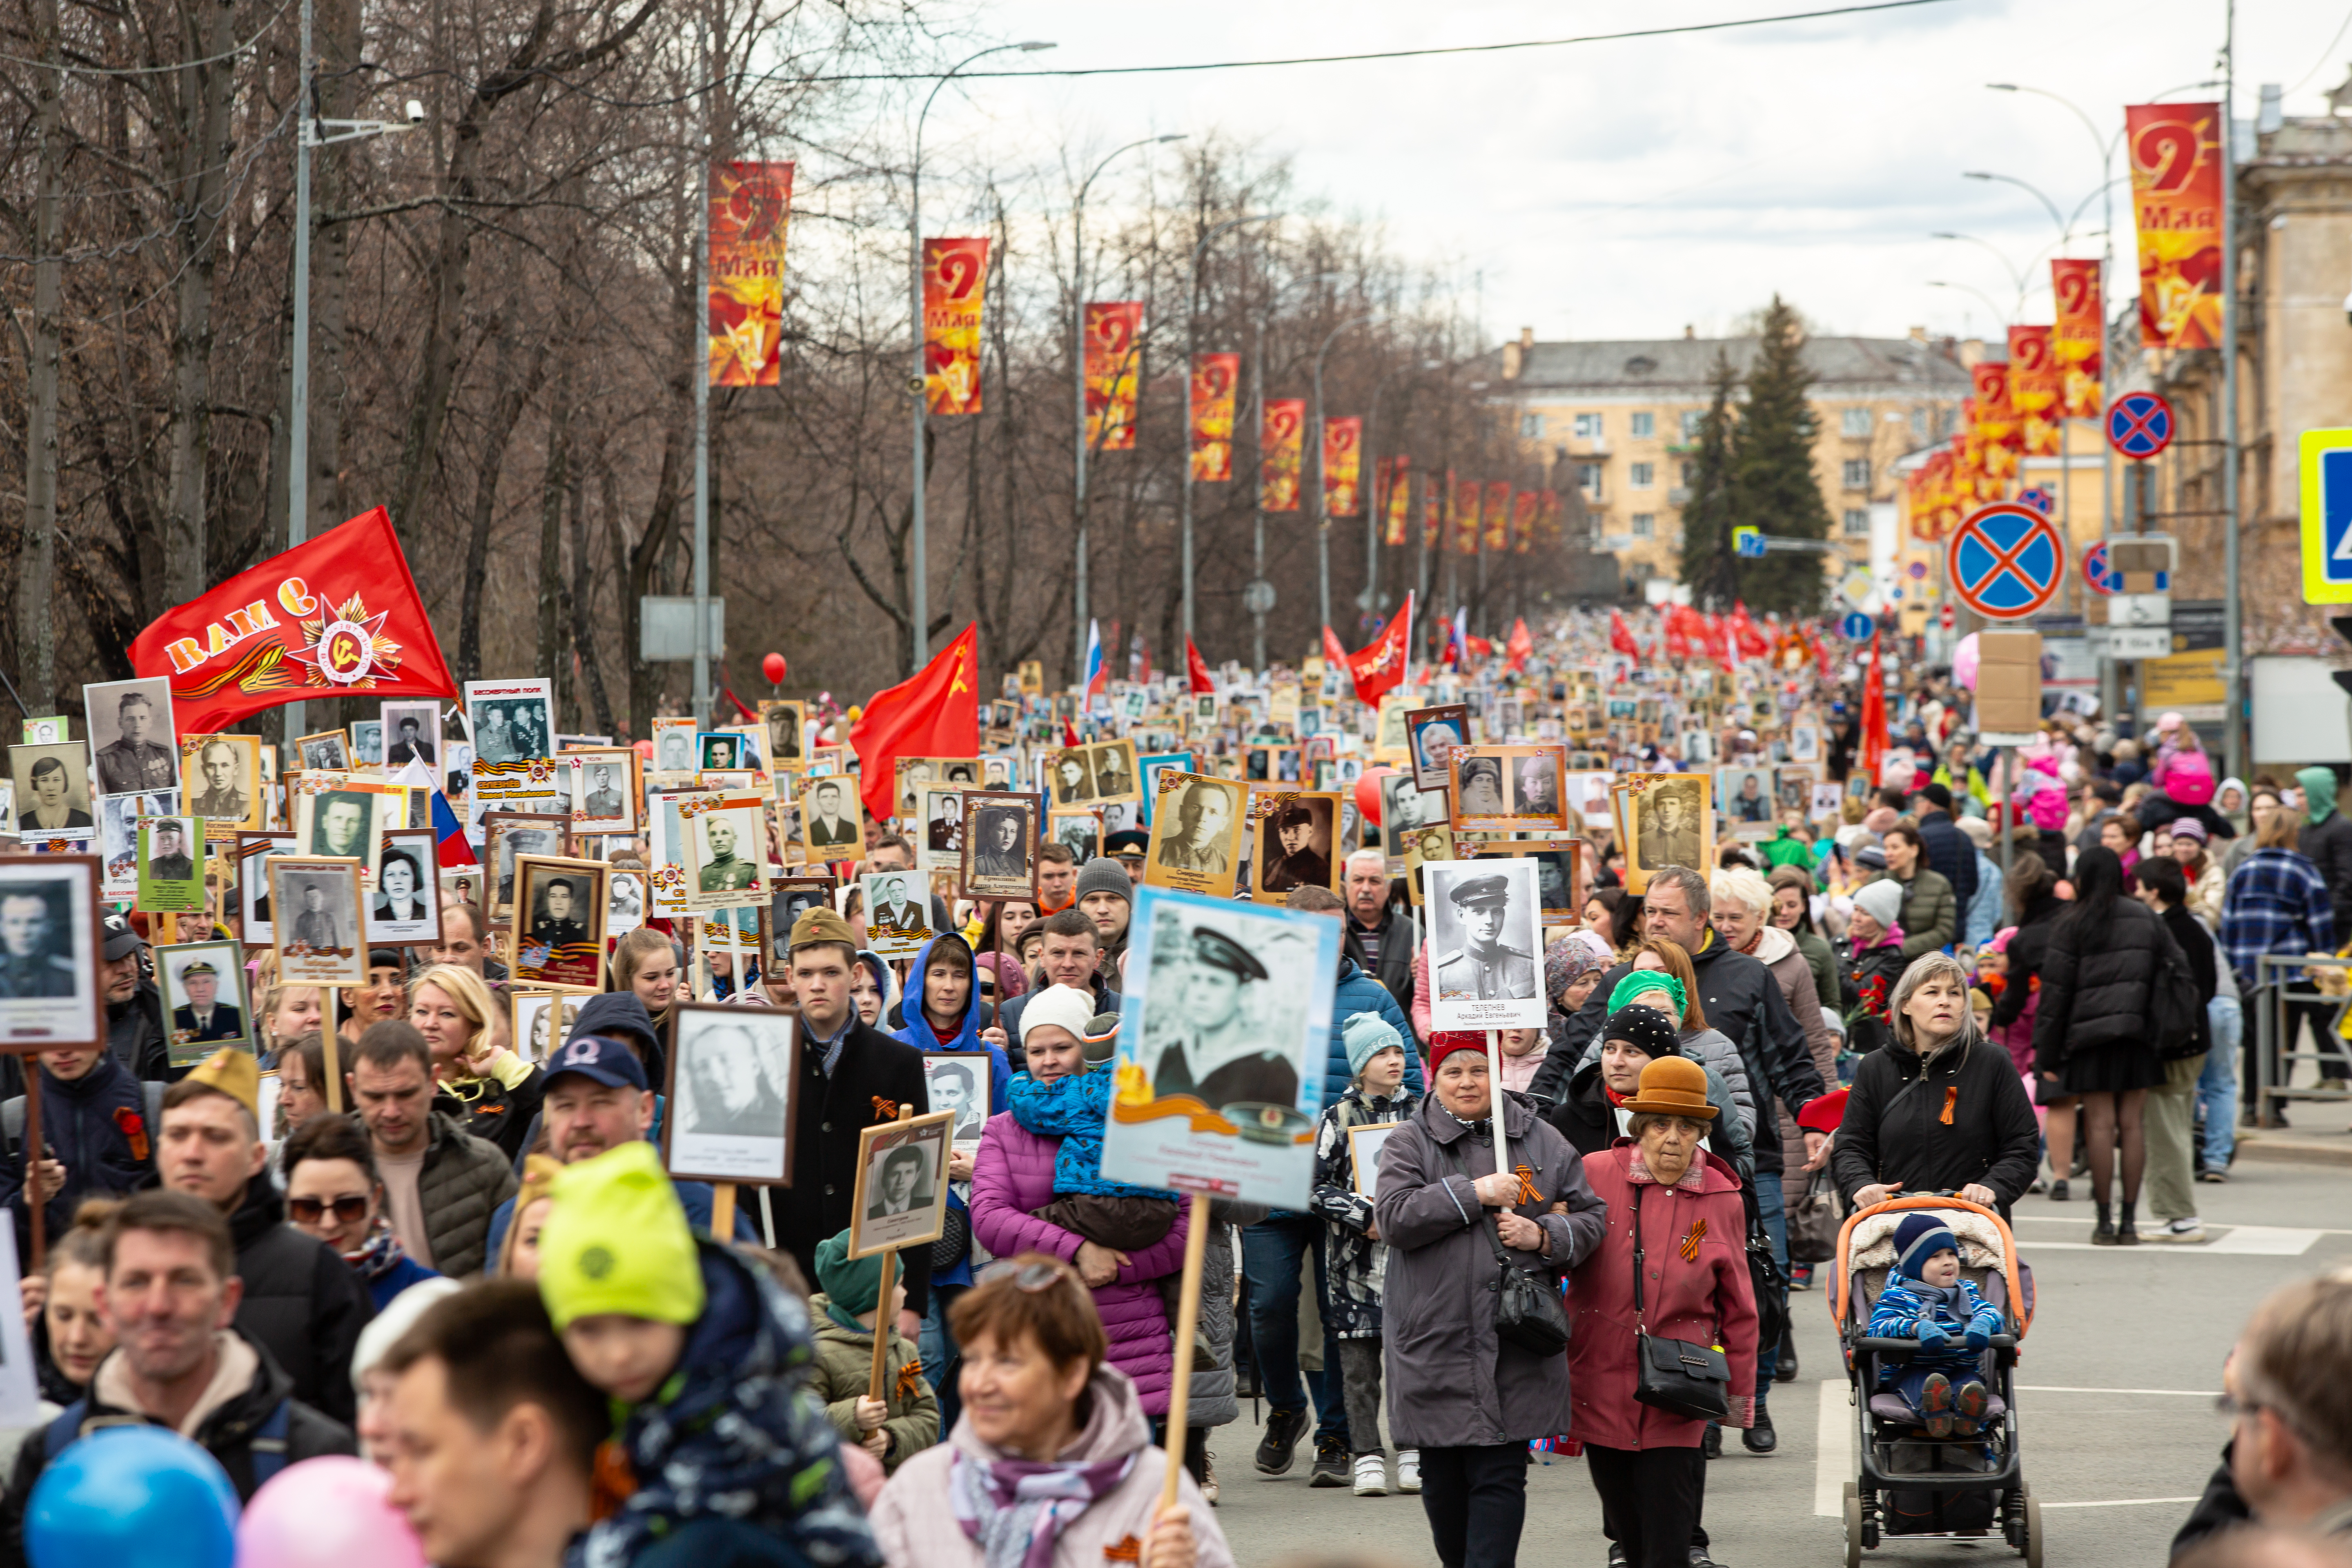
[2080,539,2169,595]
[2299,429,2352,604]
[1840,611,1874,640]
[1947,502,2064,619]
[1733,526,1766,558]
[2107,392,2175,459]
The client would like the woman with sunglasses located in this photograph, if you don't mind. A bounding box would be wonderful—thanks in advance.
[280,1112,441,1311]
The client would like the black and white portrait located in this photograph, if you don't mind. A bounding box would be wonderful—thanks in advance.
[511,990,584,1064]
[1131,896,1325,1116]
[862,871,931,958]
[1633,778,1708,875]
[960,795,1038,901]
[666,1004,796,1184]
[383,702,440,768]
[296,731,352,774]
[1145,775,1244,896]
[1051,809,1099,865]
[186,735,261,829]
[1137,753,1192,826]
[368,832,441,945]
[10,742,96,841]
[565,749,637,835]
[484,814,568,917]
[762,701,805,764]
[1049,748,1094,806]
[924,1053,990,1146]
[1425,858,1546,1029]
[608,870,646,934]
[1379,773,1443,868]
[653,720,698,775]
[350,721,384,768]
[848,1113,951,1257]
[800,777,863,857]
[301,787,385,875]
[270,859,366,985]
[921,786,965,875]
[84,677,180,797]
[509,856,607,991]
[465,679,555,766]
[0,864,98,1046]
[1253,796,1334,897]
[1088,739,1139,802]
[98,793,176,893]
[770,878,834,960]
[1453,755,1508,818]
[684,802,764,903]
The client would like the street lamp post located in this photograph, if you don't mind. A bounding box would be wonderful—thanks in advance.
[1180,212,1278,647]
[1072,134,1185,679]
[909,41,1054,672]
[1311,310,1372,636]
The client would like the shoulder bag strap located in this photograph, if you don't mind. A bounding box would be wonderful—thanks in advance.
[1630,1183,1648,1332]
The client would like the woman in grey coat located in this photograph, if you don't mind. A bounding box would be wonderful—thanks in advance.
[1376,1035,1606,1568]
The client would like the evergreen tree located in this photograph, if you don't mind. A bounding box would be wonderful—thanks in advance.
[1677,350,1741,610]
[1728,295,1834,614]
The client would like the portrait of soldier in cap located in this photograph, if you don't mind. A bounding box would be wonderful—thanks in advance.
[528,875,589,949]
[1154,779,1236,875]
[1432,869,1539,1004]
[1637,779,1704,870]
[1454,755,1508,818]
[1147,922,1298,1109]
[169,955,245,1044]
[1257,800,1331,895]
[143,817,196,884]
[89,683,178,796]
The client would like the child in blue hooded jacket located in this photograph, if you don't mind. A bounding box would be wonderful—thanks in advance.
[1868,1212,2006,1438]
[1003,984,1181,1254]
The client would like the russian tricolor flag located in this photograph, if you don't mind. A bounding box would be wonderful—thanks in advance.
[396,755,477,866]
[1082,618,1107,703]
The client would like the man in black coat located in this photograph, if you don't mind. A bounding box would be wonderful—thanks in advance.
[775,906,932,1338]
[98,913,171,1081]
[1909,781,1978,924]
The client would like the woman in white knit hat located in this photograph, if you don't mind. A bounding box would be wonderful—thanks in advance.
[1839,877,1911,1056]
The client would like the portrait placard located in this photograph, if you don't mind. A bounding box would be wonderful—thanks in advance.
[1143,772,1246,899]
[135,816,205,914]
[464,678,555,765]
[83,677,180,797]
[510,989,586,1064]
[1048,807,1100,865]
[675,792,767,911]
[1097,887,1339,1209]
[847,1110,953,1258]
[1372,690,1421,763]
[235,833,293,945]
[658,1003,798,1185]
[561,748,639,836]
[958,792,1040,901]
[368,829,441,945]
[268,855,367,986]
[1243,745,1301,784]
[1405,704,1470,791]
[1624,773,1713,896]
[1449,745,1568,833]
[507,855,608,992]
[350,720,385,768]
[861,871,933,958]
[798,774,864,860]
[924,1052,992,1148]
[439,864,486,916]
[1087,739,1140,804]
[294,778,398,882]
[180,735,265,832]
[1425,857,1546,1030]
[769,876,837,967]
[99,793,176,899]
[9,743,96,844]
[1348,1121,1403,1200]
[604,864,647,935]
[650,716,700,777]
[1045,748,1095,806]
[293,729,352,774]
[759,700,806,767]
[1565,770,1617,829]
[0,855,104,1049]
[1717,763,1775,832]
[697,730,754,774]
[1810,781,1846,821]
[1775,765,1816,817]
[158,937,253,1067]
[381,702,442,769]
[1250,791,1341,898]
[918,784,968,875]
[1474,837,1583,923]
[481,812,572,924]
[1379,773,1448,870]
[1403,825,1455,906]
[1136,752,1194,827]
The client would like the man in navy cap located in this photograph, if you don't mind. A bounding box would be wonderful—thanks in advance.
[1434,872,1537,1002]
[1151,925,1296,1107]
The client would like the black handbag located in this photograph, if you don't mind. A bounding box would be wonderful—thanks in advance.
[1630,1185,1733,1422]
[1449,1136,1571,1358]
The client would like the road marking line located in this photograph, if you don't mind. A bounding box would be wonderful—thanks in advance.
[2017,1386,2219,1397]
[2203,1226,2322,1255]
[1815,1379,1851,1518]
[2037,1497,2201,1510]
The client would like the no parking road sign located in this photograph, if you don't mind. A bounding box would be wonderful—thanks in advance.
[1947,502,2065,619]
[2107,392,2175,459]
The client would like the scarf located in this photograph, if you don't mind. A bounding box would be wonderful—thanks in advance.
[949,1446,1136,1568]
[341,1218,412,1282]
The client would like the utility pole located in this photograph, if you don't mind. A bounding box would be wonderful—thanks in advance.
[2220,1,2245,783]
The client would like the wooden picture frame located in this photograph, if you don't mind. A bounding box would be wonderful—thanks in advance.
[1348,1120,1404,1199]
[0,854,105,1049]
[157,937,255,1068]
[506,854,609,992]
[846,1109,954,1259]
[481,811,573,926]
[180,734,265,833]
[268,854,368,987]
[662,1001,799,1186]
[958,792,1040,902]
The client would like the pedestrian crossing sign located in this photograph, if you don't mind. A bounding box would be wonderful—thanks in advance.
[2300,428,2352,604]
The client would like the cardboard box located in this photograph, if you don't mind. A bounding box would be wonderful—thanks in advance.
[1974,630,2044,735]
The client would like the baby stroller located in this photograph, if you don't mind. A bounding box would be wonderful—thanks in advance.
[1831,1194,2040,1568]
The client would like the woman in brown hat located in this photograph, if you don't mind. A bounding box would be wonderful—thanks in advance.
[1568,1044,1760,1568]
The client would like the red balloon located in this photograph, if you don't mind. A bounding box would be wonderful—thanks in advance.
[761,652,787,685]
[1355,765,1394,827]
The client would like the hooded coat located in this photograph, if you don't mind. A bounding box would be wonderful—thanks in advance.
[891,932,1013,1289]
[2297,766,2352,939]
[1314,958,1425,1109]
[807,1293,940,1474]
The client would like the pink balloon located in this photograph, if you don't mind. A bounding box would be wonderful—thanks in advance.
[236,1458,425,1568]
[1952,632,1980,691]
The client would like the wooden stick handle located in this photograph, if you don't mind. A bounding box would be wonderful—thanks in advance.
[866,1245,899,1401]
[1156,1191,1212,1513]
[709,1181,736,1242]
[24,1070,44,1273]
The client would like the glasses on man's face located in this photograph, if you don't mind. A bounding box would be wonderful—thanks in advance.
[287,1194,369,1226]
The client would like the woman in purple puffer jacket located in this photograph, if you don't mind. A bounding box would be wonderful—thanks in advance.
[967,987,1190,1414]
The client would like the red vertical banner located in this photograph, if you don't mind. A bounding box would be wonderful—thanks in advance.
[1260,398,1305,512]
[708,162,793,387]
[1189,352,1239,481]
[2125,103,2224,350]
[1510,489,1538,554]
[2051,258,2105,419]
[1451,475,1481,554]
[1084,302,1143,450]
[1422,476,1443,550]
[2007,325,2060,457]
[1482,481,1511,552]
[922,238,989,414]
[1383,455,1412,546]
[1322,417,1362,517]
[1537,488,1561,543]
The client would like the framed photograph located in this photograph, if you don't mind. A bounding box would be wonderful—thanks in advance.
[83,676,180,797]
[465,678,555,765]
[1790,722,1822,764]
[368,829,441,945]
[294,779,397,880]
[1405,704,1471,791]
[1811,781,1846,821]
[235,833,293,945]
[268,855,367,986]
[1097,886,1339,1207]
[698,730,753,773]
[1047,747,1095,806]
[1243,745,1302,784]
[651,716,699,776]
[770,875,838,966]
[1136,751,1194,827]
[1474,837,1583,923]
[1624,773,1713,896]
[1251,792,1341,898]
[982,756,1014,791]
[918,784,968,875]
[510,988,587,1065]
[1348,1121,1404,1200]
[1143,772,1246,899]
[1717,764,1775,829]
[1565,770,1617,829]
[760,700,806,767]
[440,864,486,915]
[562,748,639,835]
[1403,825,1455,905]
[1775,765,1816,816]
[1191,693,1218,726]
[1378,774,1446,869]
[9,742,96,842]
[846,1110,953,1258]
[136,815,205,914]
[0,782,13,838]
[606,864,648,934]
[1018,660,1045,695]
[0,855,104,1048]
[19,718,67,746]
[1049,807,1100,865]
[157,937,252,1068]
[1450,745,1568,833]
[1425,858,1546,1030]
[294,729,352,774]
[679,794,767,909]
[1087,739,1140,803]
[664,1003,798,1185]
[382,702,442,769]
[350,720,385,768]
[957,793,1039,902]
[99,793,177,898]
[507,855,608,992]
[481,812,572,924]
[924,1052,992,1147]
[180,735,264,832]
[799,774,864,859]
[1099,799,1141,838]
[861,870,934,958]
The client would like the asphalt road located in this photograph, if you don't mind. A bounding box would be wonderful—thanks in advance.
[1207,1156,2352,1568]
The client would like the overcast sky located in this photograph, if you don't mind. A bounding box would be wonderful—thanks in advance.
[909,0,2352,347]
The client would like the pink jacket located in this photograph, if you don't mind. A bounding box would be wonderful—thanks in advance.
[1567,1145,1759,1451]
[968,1109,1189,1414]
[871,1363,1231,1568]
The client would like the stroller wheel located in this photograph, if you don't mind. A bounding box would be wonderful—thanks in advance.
[2021,1496,2043,1567]
[1844,1483,1864,1568]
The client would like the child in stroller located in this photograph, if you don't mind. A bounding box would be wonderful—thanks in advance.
[1867,1214,2005,1438]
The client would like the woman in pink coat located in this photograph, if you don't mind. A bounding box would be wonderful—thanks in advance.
[968,1012,1190,1414]
[1568,1054,1759,1568]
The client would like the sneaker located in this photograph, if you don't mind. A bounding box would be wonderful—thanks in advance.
[1352,1453,1387,1496]
[1608,1545,1628,1568]
[2149,1217,2207,1243]
[1395,1450,1421,1494]
[1309,1436,1350,1487]
[1689,1551,1728,1568]
[1921,1373,1954,1415]
[2198,1167,2230,1185]
[1952,1380,1989,1426]
[1201,1450,1219,1506]
[1254,1407,1306,1476]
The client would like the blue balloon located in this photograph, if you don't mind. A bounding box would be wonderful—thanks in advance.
[26,1424,238,1568]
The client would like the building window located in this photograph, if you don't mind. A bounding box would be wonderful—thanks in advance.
[1680,460,1696,487]
[1844,508,1870,537]
[1520,412,1545,439]
[1574,412,1604,440]
[1577,462,1604,497]
[1630,411,1655,439]
[1911,407,1929,440]
[1631,513,1656,539]
[1841,407,1873,438]
[1681,410,1704,439]
[1842,459,1870,490]
[1629,462,1655,488]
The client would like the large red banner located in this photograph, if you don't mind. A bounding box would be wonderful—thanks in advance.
[1423,481,1442,550]
[1381,455,1412,546]
[1189,352,1238,481]
[1084,302,1143,451]
[708,162,793,387]
[1261,399,1305,512]
[1482,481,1512,552]
[2008,325,2060,457]
[2051,258,2104,419]
[2126,103,2223,350]
[1322,417,1362,518]
[1451,475,1480,554]
[1510,489,1538,554]
[130,507,460,735]
[922,238,989,415]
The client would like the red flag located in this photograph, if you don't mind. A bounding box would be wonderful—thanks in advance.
[1505,617,1534,673]
[130,505,459,736]
[1185,638,1215,696]
[1344,594,1413,706]
[1321,624,1350,674]
[1729,601,1768,660]
[849,623,980,822]
[1466,633,1494,662]
[1609,609,1639,658]
[1860,629,1889,786]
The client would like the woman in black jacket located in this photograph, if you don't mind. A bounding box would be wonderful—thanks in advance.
[2028,845,2177,1244]
[1986,853,2076,1198]
[1831,951,2041,1219]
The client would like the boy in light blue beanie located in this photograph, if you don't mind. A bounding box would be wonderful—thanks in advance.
[1309,1011,1420,1496]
